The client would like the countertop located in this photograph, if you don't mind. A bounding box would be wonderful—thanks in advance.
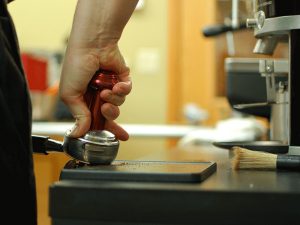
[49,145,300,225]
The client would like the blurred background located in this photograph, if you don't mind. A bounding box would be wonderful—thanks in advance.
[7,0,288,224]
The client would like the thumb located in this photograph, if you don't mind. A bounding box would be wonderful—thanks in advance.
[65,99,91,138]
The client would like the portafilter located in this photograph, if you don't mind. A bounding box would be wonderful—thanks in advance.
[32,70,120,165]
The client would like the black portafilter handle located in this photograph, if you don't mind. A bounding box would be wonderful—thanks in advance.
[202,22,247,37]
[31,135,63,154]
[277,155,300,170]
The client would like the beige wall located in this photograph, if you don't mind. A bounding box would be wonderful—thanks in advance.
[8,0,77,52]
[118,1,168,124]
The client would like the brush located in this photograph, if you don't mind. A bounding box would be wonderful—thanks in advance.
[232,146,300,171]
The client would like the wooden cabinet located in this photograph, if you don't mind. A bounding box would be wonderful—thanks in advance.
[168,0,225,127]
[34,155,69,225]
[33,136,69,225]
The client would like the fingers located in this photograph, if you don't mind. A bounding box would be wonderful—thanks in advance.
[113,80,132,95]
[100,80,132,105]
[104,120,129,141]
[100,90,125,106]
[101,103,120,120]
[68,114,91,138]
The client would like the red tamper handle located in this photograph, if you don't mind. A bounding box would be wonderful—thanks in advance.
[84,70,119,131]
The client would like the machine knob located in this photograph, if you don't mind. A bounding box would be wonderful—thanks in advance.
[246,11,265,29]
[246,18,258,28]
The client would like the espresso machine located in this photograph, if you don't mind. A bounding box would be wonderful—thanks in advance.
[209,0,300,154]
[243,0,300,153]
[213,0,300,154]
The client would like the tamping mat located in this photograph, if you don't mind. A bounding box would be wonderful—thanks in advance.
[60,160,217,183]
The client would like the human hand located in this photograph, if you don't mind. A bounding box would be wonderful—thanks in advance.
[59,0,137,141]
[59,42,132,141]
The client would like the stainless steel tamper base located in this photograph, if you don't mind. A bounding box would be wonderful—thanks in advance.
[63,130,119,165]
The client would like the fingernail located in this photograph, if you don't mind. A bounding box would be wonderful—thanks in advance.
[66,123,78,137]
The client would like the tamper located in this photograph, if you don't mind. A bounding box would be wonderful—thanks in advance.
[63,69,120,165]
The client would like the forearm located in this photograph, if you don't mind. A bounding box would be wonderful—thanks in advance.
[68,0,139,48]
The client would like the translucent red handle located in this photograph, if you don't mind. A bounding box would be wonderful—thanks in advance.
[84,70,119,131]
